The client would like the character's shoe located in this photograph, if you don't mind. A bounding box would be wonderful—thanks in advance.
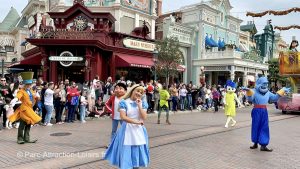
[231,121,236,127]
[166,120,171,125]
[17,140,25,144]
[25,139,38,143]
[157,120,160,124]
[260,146,273,152]
[250,143,258,149]
[225,124,229,128]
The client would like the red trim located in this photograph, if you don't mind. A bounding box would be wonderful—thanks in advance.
[115,53,153,68]
[254,104,267,109]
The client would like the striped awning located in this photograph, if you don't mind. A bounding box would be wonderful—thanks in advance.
[0,37,15,47]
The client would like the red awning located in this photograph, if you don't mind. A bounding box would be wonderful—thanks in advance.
[177,65,186,72]
[115,53,153,68]
[7,54,42,68]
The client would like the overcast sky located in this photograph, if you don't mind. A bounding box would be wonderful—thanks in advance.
[0,0,299,46]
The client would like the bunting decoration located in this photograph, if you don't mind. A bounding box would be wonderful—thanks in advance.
[246,7,300,17]
[274,25,300,31]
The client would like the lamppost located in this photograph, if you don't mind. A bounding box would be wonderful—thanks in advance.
[0,47,7,78]
[153,49,158,81]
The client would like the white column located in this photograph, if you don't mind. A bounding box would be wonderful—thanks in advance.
[151,19,155,39]
[114,10,121,32]
[243,72,248,87]
[135,13,140,28]
[254,72,259,81]
[208,72,213,86]
[230,65,235,81]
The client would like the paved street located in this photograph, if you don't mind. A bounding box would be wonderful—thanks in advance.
[1,106,300,169]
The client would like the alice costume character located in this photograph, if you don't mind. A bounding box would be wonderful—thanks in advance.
[224,80,241,128]
[9,72,41,144]
[104,85,150,169]
[245,77,289,152]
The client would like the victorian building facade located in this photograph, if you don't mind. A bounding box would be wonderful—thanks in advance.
[0,7,28,76]
[156,14,196,83]
[9,0,160,83]
[161,0,268,86]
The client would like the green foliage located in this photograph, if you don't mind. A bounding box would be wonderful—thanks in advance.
[267,58,288,85]
[243,50,263,62]
[155,37,183,84]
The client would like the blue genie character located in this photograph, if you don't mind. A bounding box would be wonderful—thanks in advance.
[245,77,290,152]
[224,80,241,128]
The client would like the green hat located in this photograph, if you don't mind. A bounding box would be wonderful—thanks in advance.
[20,72,34,84]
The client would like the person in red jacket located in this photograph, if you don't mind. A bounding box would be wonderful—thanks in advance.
[105,83,127,144]
[66,82,80,123]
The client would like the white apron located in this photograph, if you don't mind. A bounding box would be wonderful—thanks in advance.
[123,100,146,146]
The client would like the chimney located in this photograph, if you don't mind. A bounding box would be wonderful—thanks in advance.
[157,0,162,16]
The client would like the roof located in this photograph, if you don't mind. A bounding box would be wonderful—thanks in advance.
[240,24,257,34]
[0,7,20,32]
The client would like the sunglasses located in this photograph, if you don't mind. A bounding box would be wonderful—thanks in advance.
[1,80,6,81]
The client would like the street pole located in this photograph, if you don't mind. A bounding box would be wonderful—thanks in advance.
[1,59,3,78]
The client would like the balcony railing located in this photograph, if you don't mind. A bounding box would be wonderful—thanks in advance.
[279,51,300,75]
[202,49,243,59]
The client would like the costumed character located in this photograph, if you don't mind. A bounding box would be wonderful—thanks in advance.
[224,80,241,128]
[244,77,290,152]
[104,84,149,169]
[9,72,42,144]
[105,82,127,146]
[288,40,298,65]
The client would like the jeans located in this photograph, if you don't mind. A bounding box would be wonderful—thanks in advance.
[44,105,54,124]
[187,94,192,110]
[213,98,219,112]
[80,105,86,122]
[67,104,76,122]
[180,96,186,110]
[54,100,63,123]
[111,119,123,142]
[171,96,178,111]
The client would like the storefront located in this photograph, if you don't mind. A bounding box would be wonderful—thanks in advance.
[10,3,155,83]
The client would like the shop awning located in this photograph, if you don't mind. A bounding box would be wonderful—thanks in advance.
[177,65,186,72]
[7,54,42,68]
[115,54,153,68]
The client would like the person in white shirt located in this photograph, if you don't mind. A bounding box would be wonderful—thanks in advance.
[179,84,188,111]
[44,82,60,126]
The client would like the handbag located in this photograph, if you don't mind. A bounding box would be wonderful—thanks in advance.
[71,96,79,105]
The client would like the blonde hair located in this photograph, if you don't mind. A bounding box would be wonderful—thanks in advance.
[122,84,145,100]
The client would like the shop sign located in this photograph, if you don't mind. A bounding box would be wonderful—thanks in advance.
[49,56,83,62]
[168,27,192,45]
[50,51,83,67]
[123,38,155,52]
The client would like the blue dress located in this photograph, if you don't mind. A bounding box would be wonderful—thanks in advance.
[104,99,150,169]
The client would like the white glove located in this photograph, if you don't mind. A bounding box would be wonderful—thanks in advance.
[10,98,18,108]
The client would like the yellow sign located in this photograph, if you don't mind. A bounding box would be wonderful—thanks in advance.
[123,38,155,52]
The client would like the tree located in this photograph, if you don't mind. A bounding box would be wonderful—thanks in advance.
[268,58,288,86]
[155,37,183,86]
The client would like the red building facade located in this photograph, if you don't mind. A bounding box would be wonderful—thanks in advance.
[14,2,155,83]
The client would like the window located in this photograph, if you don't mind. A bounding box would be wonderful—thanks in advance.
[220,12,224,23]
[5,46,14,52]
